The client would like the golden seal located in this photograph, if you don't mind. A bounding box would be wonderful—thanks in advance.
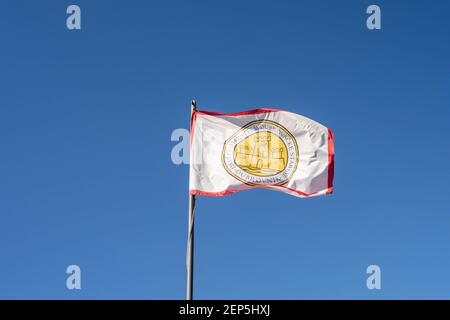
[222,120,299,186]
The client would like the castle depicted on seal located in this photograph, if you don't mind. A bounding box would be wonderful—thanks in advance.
[233,132,286,175]
[222,120,298,185]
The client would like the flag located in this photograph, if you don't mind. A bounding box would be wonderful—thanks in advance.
[189,108,334,198]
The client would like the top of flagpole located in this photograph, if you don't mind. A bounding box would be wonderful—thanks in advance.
[191,99,197,112]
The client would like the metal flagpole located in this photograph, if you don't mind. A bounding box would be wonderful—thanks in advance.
[186,99,197,300]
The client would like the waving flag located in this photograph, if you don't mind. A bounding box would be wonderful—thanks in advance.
[189,108,334,198]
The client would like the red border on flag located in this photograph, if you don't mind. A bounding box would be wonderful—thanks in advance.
[194,108,281,117]
[189,108,334,198]
[326,128,335,195]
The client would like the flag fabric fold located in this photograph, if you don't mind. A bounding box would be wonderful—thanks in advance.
[189,108,334,198]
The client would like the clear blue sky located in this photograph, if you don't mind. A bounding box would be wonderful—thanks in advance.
[0,1,449,299]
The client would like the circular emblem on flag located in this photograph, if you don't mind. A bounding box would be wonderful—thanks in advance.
[221,120,299,186]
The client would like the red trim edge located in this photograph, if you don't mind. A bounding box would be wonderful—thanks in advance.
[189,110,197,147]
[326,128,335,195]
[190,183,327,198]
[194,108,281,117]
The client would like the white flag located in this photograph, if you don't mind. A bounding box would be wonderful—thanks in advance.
[189,108,334,198]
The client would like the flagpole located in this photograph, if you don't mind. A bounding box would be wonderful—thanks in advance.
[186,99,197,300]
